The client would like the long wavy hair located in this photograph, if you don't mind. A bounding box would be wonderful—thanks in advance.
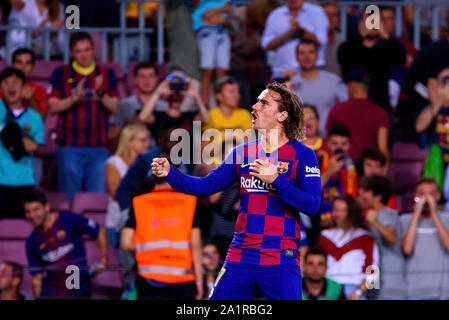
[332,194,370,230]
[266,81,305,141]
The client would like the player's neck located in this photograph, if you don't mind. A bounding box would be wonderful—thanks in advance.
[261,130,289,153]
[41,212,57,231]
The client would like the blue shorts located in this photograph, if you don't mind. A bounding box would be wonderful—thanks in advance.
[196,26,230,70]
[208,261,302,300]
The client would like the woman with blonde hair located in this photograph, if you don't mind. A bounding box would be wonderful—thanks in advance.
[105,124,150,246]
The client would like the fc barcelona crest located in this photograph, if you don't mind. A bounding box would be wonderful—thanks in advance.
[277,161,289,174]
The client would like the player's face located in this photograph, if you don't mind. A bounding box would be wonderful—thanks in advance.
[303,255,327,281]
[327,135,350,155]
[363,159,383,177]
[332,199,349,227]
[304,107,318,138]
[296,43,318,71]
[13,53,34,78]
[135,68,159,94]
[216,83,240,109]
[25,201,50,229]
[357,188,375,209]
[0,75,24,106]
[71,39,95,68]
[251,89,287,133]
[202,244,220,271]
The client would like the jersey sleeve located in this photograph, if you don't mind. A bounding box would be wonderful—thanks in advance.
[70,212,100,239]
[165,147,239,196]
[271,146,322,216]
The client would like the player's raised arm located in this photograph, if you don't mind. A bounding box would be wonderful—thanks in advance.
[151,151,239,196]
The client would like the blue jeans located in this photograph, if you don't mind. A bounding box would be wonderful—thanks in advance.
[56,146,109,203]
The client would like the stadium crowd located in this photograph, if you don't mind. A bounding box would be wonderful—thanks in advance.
[1,0,449,300]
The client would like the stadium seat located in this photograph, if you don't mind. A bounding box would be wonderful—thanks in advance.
[72,192,109,215]
[29,60,65,88]
[84,239,124,299]
[388,142,425,193]
[0,219,34,298]
[72,192,109,227]
[45,192,70,212]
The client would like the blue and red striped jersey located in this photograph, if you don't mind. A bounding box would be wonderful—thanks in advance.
[166,139,322,266]
[49,64,119,148]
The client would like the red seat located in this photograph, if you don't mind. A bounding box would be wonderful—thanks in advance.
[45,192,70,212]
[0,60,8,72]
[388,143,425,193]
[30,60,65,82]
[0,219,33,239]
[72,192,109,215]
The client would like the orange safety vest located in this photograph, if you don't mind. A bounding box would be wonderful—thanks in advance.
[133,189,197,284]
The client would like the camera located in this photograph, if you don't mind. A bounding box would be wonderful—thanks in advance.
[166,74,188,92]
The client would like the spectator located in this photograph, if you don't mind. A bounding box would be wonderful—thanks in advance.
[290,39,348,135]
[321,1,344,76]
[302,247,345,300]
[326,68,390,170]
[202,240,221,299]
[165,0,200,80]
[338,12,406,112]
[397,35,449,143]
[10,47,48,186]
[302,104,326,163]
[360,148,396,210]
[414,68,449,163]
[360,148,387,178]
[261,0,329,78]
[0,261,29,300]
[8,0,65,57]
[0,48,48,119]
[380,6,417,69]
[24,189,108,299]
[109,62,160,142]
[202,76,252,138]
[120,175,203,300]
[192,0,232,105]
[319,124,358,226]
[139,74,210,141]
[0,67,44,219]
[318,195,379,300]
[229,5,262,111]
[358,175,406,299]
[48,32,119,203]
[105,125,150,249]
[400,177,449,300]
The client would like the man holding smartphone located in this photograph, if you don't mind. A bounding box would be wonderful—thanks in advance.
[138,73,210,141]
[319,123,358,227]
[415,68,449,164]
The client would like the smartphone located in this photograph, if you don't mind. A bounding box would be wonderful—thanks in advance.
[169,82,188,92]
[333,148,345,161]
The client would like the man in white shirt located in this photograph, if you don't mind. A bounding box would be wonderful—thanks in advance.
[261,0,329,78]
[289,39,348,136]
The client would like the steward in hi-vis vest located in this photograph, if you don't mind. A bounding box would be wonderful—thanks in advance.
[121,179,203,300]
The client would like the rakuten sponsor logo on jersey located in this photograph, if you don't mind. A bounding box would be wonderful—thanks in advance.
[240,175,276,193]
[305,165,320,177]
[42,243,75,263]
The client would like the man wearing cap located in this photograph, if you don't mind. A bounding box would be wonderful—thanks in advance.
[326,68,390,174]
